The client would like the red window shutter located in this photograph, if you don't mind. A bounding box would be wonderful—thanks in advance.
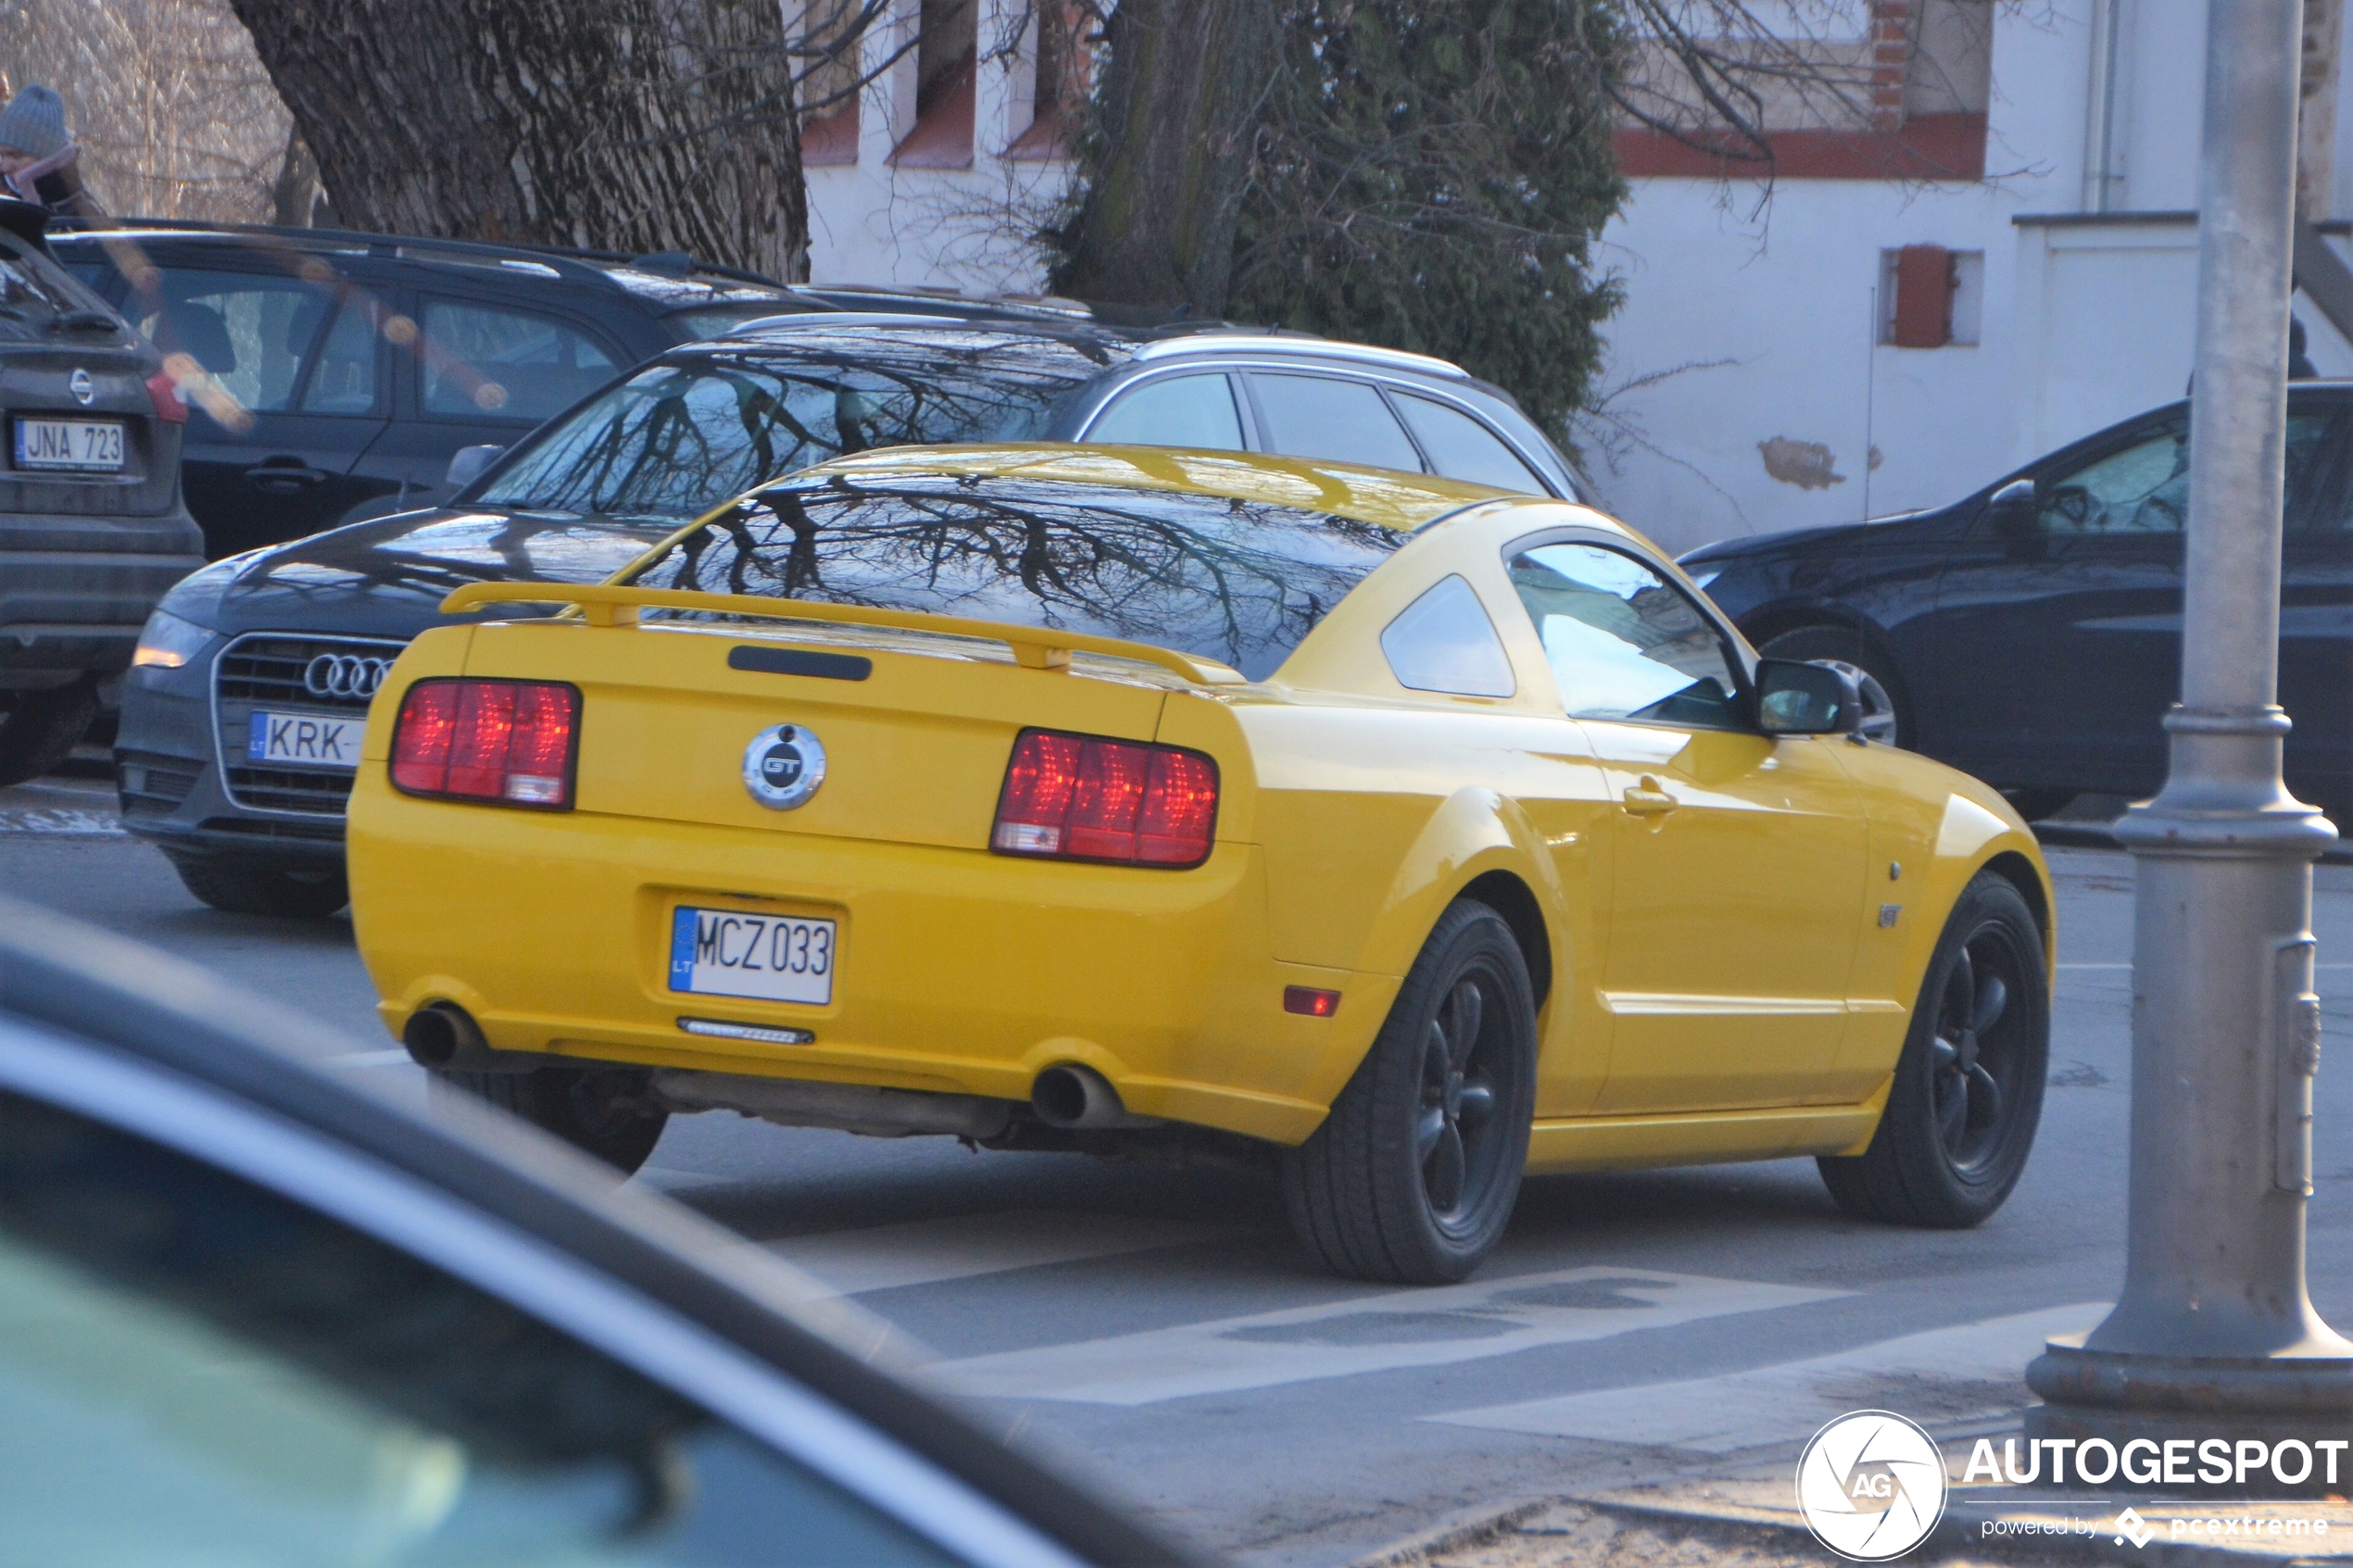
[1892,245,1954,348]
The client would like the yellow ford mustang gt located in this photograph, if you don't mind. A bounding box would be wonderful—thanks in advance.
[348,445,2055,1284]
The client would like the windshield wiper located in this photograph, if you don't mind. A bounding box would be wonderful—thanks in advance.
[46,309,117,335]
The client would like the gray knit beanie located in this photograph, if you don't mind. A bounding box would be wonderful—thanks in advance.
[0,85,69,160]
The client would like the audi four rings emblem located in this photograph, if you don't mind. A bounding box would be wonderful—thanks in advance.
[743,723,826,810]
[304,654,392,700]
[69,369,94,405]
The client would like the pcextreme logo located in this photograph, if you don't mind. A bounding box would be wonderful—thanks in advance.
[1796,1411,1949,1561]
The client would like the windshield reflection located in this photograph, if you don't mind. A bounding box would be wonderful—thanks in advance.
[476,332,1120,521]
[623,471,1403,680]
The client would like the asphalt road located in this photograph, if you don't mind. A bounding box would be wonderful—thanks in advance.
[9,769,2353,1565]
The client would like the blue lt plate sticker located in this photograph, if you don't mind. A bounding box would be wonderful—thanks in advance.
[668,904,835,1006]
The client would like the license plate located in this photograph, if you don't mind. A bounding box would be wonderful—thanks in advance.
[14,418,123,472]
[669,906,836,1007]
[246,710,363,770]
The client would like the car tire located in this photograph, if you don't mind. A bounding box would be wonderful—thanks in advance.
[1999,788,2077,823]
[0,681,98,787]
[1818,872,2048,1228]
[1757,626,1908,748]
[170,855,352,918]
[1281,899,1537,1284]
[432,1066,668,1176]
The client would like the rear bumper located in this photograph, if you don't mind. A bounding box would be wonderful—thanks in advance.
[0,512,203,681]
[348,784,1395,1145]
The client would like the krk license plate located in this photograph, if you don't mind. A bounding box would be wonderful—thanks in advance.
[15,417,124,472]
[246,710,363,770]
[669,906,835,1007]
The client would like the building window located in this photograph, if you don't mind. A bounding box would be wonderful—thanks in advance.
[1008,1,1091,161]
[1880,245,1983,347]
[889,0,976,169]
[796,0,864,167]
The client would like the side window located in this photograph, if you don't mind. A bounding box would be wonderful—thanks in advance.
[2036,421,2189,534]
[1395,395,1547,494]
[1086,373,1246,450]
[1249,373,1425,472]
[2284,408,2351,533]
[1507,541,1744,730]
[1380,574,1516,697]
[0,1089,962,1565]
[420,299,619,422]
[297,297,384,415]
[132,268,336,419]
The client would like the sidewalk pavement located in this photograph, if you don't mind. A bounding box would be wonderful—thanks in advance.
[1363,1427,2353,1567]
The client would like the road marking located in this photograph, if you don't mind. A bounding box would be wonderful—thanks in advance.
[931,1266,1848,1407]
[2061,962,2352,971]
[326,1049,414,1067]
[749,1210,1241,1298]
[0,808,125,837]
[1425,1301,2105,1451]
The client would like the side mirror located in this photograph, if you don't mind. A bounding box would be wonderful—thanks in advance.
[1755,658,1861,735]
[1986,476,2038,536]
[444,444,505,491]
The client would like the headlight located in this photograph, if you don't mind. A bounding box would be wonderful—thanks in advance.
[132,608,215,670]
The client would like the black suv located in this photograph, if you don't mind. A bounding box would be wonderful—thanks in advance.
[48,222,804,558]
[0,202,202,785]
[117,314,1585,916]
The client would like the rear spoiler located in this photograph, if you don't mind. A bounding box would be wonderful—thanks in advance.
[438,582,1248,686]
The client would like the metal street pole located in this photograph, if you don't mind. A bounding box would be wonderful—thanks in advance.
[2025,0,2351,1478]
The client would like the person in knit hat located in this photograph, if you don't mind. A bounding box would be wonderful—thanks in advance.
[0,85,104,220]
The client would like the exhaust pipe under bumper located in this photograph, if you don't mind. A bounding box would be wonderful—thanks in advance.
[402,1003,547,1074]
[652,1069,1019,1140]
[1030,1063,1160,1130]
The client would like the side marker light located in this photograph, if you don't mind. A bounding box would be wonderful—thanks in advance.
[1284,986,1341,1018]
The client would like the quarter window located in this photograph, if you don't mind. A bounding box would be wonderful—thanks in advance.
[1380,574,1516,697]
[1395,395,1546,494]
[1087,374,1246,450]
[1506,542,1744,730]
[1249,374,1424,472]
[421,300,618,422]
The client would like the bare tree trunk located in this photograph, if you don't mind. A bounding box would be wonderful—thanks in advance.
[270,124,319,226]
[227,0,808,280]
[2301,0,2344,222]
[1046,0,1278,313]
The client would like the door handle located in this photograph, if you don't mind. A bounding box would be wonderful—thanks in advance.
[1621,775,1679,817]
[244,460,329,493]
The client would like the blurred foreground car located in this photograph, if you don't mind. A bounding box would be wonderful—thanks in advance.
[0,200,203,784]
[50,221,804,557]
[117,317,1584,916]
[0,897,1199,1567]
[347,445,2055,1285]
[1681,386,2353,823]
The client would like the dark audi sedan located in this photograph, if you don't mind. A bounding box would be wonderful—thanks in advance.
[1682,387,2353,823]
[118,314,1584,916]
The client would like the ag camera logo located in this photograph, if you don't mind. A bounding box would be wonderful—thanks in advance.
[1796,1411,1947,1561]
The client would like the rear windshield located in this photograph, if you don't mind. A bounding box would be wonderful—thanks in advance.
[622,472,1406,679]
[472,331,1116,523]
[0,233,115,344]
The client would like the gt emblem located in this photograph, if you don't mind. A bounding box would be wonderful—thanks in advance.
[743,723,826,810]
[69,369,94,406]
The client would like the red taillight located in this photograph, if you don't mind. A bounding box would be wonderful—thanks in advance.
[992,729,1219,868]
[145,369,186,424]
[390,678,577,809]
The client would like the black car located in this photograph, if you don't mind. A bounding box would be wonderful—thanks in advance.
[117,314,1586,917]
[49,221,805,558]
[1681,387,2353,823]
[0,201,204,786]
[0,897,1198,1566]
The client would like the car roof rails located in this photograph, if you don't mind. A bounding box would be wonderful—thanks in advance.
[1129,332,1472,378]
[44,218,791,295]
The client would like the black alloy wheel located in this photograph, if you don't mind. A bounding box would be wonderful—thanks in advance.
[1819,872,2048,1227]
[434,1065,669,1176]
[1283,899,1537,1284]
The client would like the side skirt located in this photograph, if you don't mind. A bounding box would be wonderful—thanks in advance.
[1523,1076,1894,1173]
